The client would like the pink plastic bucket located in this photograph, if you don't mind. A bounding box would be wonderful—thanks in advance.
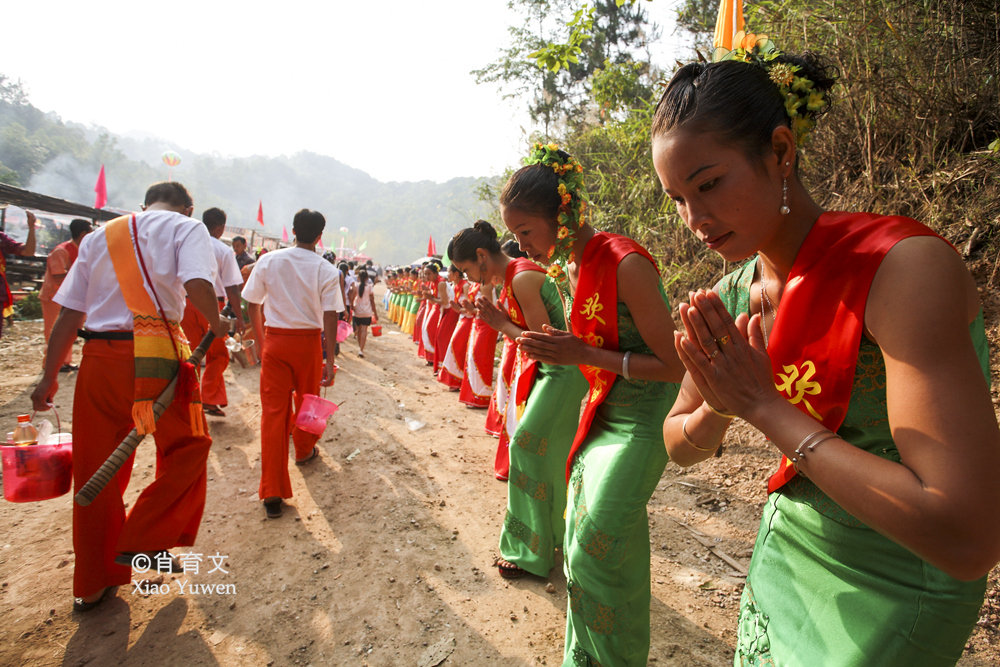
[295,394,339,435]
[2,433,73,502]
[336,320,351,343]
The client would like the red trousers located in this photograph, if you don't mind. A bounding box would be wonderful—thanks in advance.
[258,327,323,500]
[72,339,211,598]
[181,298,229,407]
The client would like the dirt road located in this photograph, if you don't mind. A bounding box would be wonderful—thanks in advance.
[1,286,997,666]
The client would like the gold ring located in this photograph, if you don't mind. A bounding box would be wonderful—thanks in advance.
[709,349,720,359]
[718,335,730,347]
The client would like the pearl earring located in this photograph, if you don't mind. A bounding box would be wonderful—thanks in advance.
[780,162,791,215]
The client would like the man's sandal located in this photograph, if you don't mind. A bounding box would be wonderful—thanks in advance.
[295,446,319,466]
[73,586,115,612]
[264,497,283,519]
[114,551,183,573]
[495,557,526,579]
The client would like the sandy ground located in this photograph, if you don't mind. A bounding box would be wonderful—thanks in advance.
[1,284,998,666]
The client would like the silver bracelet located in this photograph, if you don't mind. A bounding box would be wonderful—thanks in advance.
[790,429,838,475]
[622,351,632,380]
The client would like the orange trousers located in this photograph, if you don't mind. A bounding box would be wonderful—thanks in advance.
[72,339,212,598]
[258,327,323,500]
[181,298,229,407]
[41,297,73,367]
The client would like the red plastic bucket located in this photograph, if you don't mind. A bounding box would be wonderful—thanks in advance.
[371,324,383,337]
[295,394,339,435]
[2,434,73,502]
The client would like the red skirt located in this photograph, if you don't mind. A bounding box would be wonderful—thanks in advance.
[433,307,460,375]
[438,314,472,389]
[421,303,441,363]
[460,316,497,408]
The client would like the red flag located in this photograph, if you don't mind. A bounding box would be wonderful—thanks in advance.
[318,236,324,249]
[94,165,107,209]
[282,226,289,242]
[428,235,436,256]
[257,201,264,227]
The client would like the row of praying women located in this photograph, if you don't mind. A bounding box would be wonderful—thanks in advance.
[384,261,501,416]
[436,37,1000,667]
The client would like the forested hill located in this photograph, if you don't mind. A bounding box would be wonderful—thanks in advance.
[0,76,494,265]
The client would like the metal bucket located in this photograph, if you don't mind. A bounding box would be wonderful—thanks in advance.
[227,334,258,368]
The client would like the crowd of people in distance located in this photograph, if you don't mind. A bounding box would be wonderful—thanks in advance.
[9,8,1000,666]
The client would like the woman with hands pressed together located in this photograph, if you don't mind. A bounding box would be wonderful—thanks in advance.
[459,278,500,411]
[654,33,1000,667]
[509,144,686,667]
[448,220,587,582]
[431,263,460,375]
[418,264,444,366]
[437,264,472,390]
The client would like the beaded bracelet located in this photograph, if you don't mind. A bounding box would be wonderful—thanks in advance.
[681,415,720,453]
[790,429,839,474]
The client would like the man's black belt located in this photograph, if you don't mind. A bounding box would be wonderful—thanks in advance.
[78,329,134,341]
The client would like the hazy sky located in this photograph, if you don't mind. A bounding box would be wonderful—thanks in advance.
[2,1,684,183]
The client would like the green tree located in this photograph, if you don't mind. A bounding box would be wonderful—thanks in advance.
[473,0,659,132]
[675,0,717,54]
[0,123,46,182]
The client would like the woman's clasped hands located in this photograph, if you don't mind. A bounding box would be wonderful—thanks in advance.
[517,325,589,367]
[676,289,779,422]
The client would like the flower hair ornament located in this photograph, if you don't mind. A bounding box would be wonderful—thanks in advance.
[522,142,588,289]
[711,0,831,145]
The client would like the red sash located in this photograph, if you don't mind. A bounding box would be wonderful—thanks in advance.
[766,211,944,493]
[566,232,657,480]
[504,258,546,412]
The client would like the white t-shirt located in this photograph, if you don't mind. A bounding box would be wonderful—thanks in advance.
[352,281,373,317]
[211,236,243,298]
[242,246,345,329]
[55,210,217,332]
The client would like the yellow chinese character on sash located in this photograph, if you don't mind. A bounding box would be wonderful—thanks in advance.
[580,294,606,325]
[583,332,605,348]
[590,374,608,403]
[775,360,823,420]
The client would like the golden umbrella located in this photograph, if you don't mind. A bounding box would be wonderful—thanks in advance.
[713,0,744,51]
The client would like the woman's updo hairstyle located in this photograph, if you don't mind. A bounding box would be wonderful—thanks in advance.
[652,51,836,164]
[502,239,528,260]
[498,150,570,221]
[448,220,502,264]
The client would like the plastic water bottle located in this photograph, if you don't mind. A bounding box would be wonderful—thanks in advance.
[12,415,38,446]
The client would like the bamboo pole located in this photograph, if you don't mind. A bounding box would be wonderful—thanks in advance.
[74,329,219,506]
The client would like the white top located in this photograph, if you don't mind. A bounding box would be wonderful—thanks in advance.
[211,235,243,298]
[55,210,217,332]
[242,246,345,329]
[352,281,373,317]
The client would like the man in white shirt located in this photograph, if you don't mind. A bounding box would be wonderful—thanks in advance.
[181,207,244,417]
[242,208,344,519]
[30,181,226,612]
